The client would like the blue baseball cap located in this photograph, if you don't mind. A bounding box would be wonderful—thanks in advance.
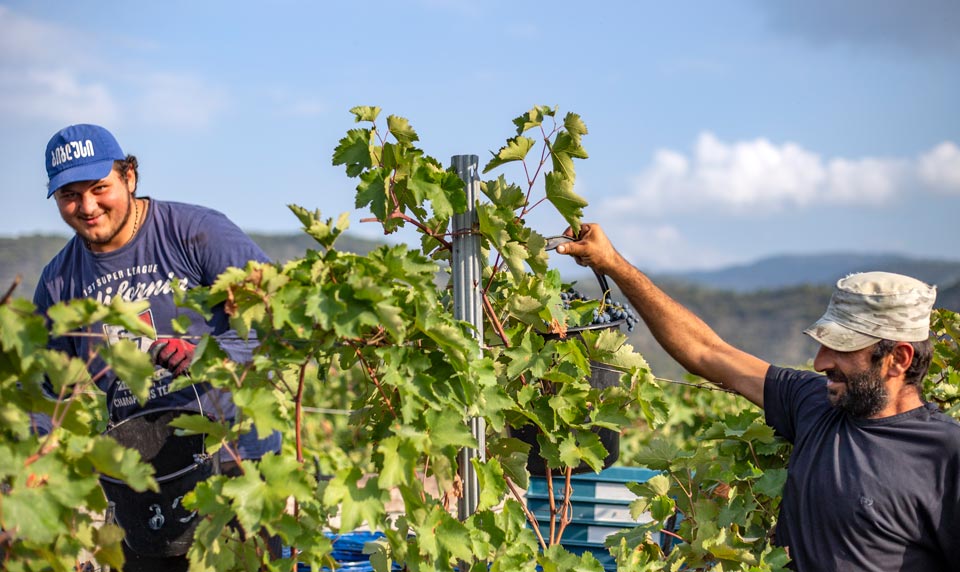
[45,124,126,198]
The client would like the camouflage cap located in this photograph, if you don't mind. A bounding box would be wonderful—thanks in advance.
[804,271,936,352]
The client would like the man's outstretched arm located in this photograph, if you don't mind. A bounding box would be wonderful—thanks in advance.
[557,223,769,408]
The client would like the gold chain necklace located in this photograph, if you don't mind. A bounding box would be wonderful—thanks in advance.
[130,197,140,242]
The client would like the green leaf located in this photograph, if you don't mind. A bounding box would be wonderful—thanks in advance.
[0,301,48,360]
[487,437,531,490]
[100,339,154,405]
[544,172,587,237]
[649,494,676,522]
[483,136,536,174]
[426,408,476,449]
[89,435,158,492]
[232,386,286,436]
[754,468,788,498]
[351,105,382,122]
[387,115,419,144]
[221,462,270,533]
[511,105,551,135]
[324,468,386,532]
[480,175,526,209]
[563,112,588,139]
[333,128,375,177]
[43,350,92,394]
[355,167,391,221]
[634,438,693,471]
[93,524,126,570]
[1,488,62,543]
[378,436,419,489]
[503,332,551,380]
[472,457,507,511]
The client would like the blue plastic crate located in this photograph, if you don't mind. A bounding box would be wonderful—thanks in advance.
[526,497,650,524]
[527,466,660,502]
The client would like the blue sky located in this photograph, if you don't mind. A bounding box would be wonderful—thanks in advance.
[2,0,958,271]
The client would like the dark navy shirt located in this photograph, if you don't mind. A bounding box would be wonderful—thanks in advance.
[764,365,960,571]
[34,198,280,458]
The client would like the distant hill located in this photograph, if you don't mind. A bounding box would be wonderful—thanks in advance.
[664,253,960,292]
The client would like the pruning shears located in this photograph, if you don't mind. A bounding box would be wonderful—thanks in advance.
[544,235,575,252]
[543,235,612,295]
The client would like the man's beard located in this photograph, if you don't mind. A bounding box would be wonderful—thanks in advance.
[828,364,887,418]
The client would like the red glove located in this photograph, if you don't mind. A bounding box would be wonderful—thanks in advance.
[148,339,196,378]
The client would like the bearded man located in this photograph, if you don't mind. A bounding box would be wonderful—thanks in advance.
[558,223,960,572]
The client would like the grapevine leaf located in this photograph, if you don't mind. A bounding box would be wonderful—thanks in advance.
[426,408,476,449]
[501,241,529,282]
[0,302,48,359]
[231,386,286,436]
[526,232,549,276]
[486,437,530,490]
[333,128,375,177]
[324,468,386,532]
[89,435,158,492]
[480,175,526,210]
[634,438,693,471]
[563,112,588,140]
[355,167,390,221]
[2,489,61,543]
[387,115,419,144]
[100,339,154,405]
[471,457,507,511]
[649,494,676,522]
[544,172,587,236]
[477,203,510,251]
[93,524,126,570]
[43,350,92,394]
[258,454,315,501]
[436,511,474,561]
[288,205,350,249]
[350,105,381,122]
[573,430,609,472]
[754,468,788,498]
[378,436,419,489]
[222,462,270,533]
[511,105,548,135]
[504,332,551,380]
[168,413,230,454]
[483,136,536,174]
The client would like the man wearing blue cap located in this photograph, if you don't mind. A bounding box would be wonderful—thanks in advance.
[558,223,960,571]
[36,124,281,570]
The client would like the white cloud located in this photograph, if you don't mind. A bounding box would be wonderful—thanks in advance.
[606,223,739,272]
[0,68,118,124]
[0,7,117,123]
[607,133,960,217]
[918,142,960,193]
[0,6,226,130]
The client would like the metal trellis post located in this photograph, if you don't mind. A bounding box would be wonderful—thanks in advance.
[451,154,485,520]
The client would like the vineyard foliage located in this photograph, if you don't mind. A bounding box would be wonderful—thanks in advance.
[2,107,960,572]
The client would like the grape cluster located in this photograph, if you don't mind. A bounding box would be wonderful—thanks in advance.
[560,289,639,332]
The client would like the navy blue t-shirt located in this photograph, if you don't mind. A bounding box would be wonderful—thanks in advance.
[764,365,960,571]
[34,198,280,458]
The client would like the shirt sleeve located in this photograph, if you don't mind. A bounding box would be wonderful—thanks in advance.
[763,365,828,444]
[190,210,270,285]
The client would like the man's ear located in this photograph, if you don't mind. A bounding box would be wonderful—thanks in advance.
[887,342,915,378]
[125,167,137,194]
